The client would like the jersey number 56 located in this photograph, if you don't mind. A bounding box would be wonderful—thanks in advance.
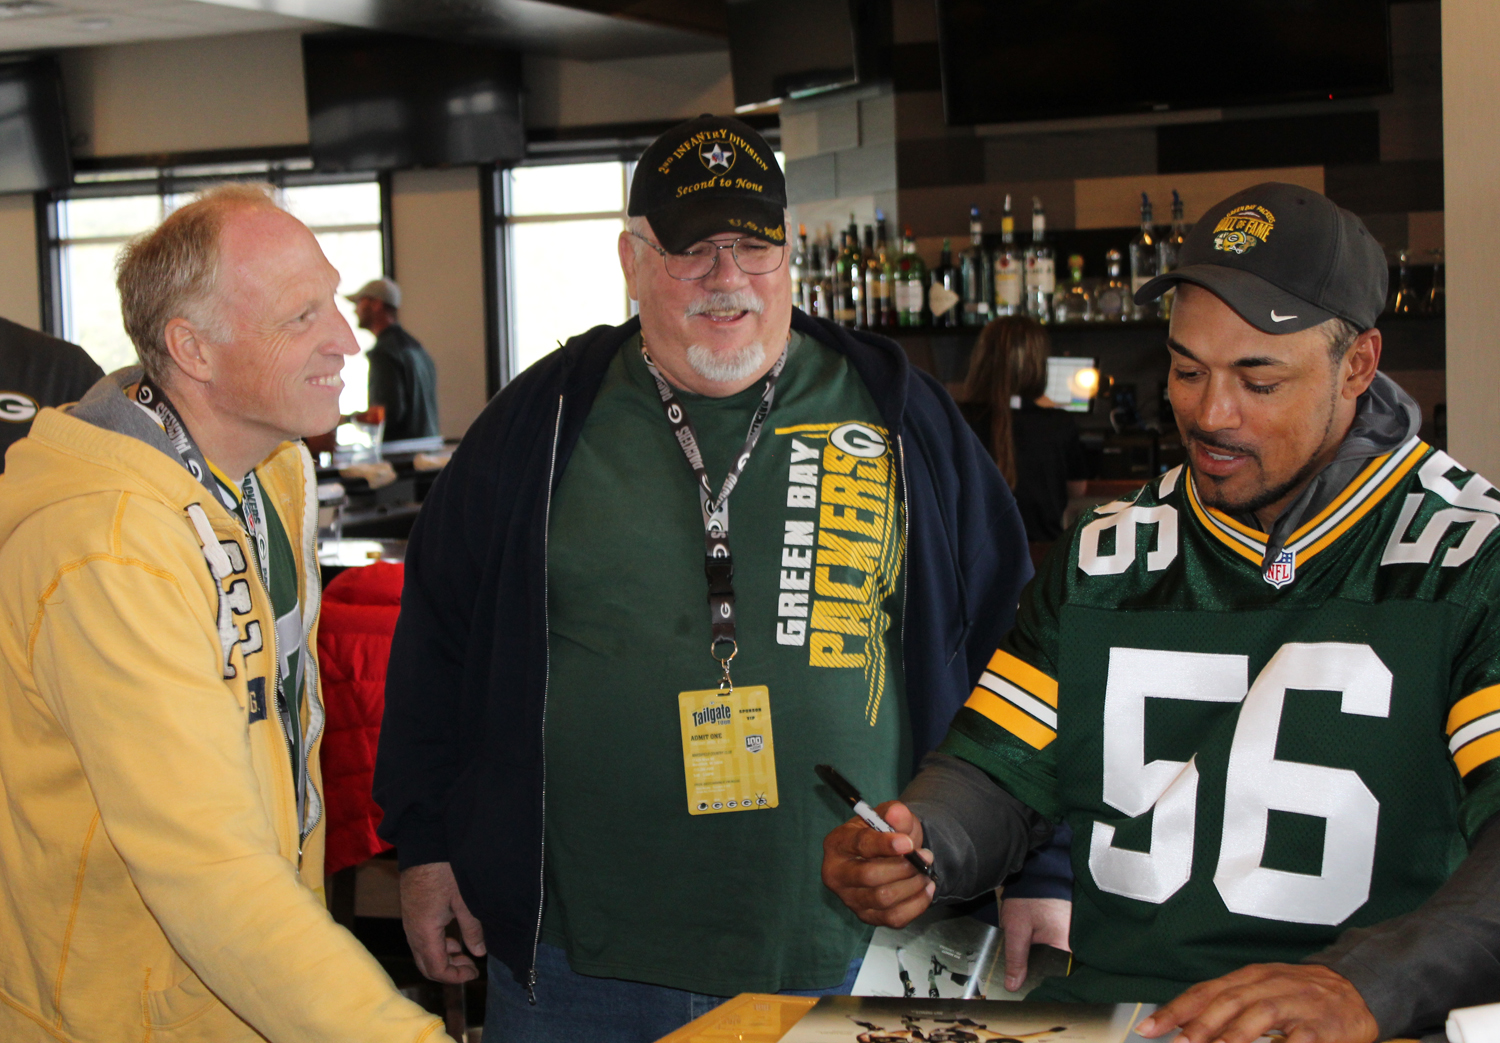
[1090,643,1389,926]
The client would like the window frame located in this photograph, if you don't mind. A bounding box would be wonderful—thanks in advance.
[491,156,638,388]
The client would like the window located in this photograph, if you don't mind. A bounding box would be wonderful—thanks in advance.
[54,173,385,415]
[504,160,632,377]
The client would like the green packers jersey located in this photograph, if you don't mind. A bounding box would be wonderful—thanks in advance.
[939,437,1500,1002]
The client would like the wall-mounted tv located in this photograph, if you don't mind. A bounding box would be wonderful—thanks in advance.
[0,56,72,193]
[937,0,1392,126]
[728,0,891,111]
[303,32,524,172]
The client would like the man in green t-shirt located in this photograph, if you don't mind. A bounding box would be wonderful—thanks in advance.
[378,116,1037,1043]
[825,184,1500,1043]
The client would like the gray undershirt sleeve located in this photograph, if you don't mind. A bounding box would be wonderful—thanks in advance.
[900,752,1054,903]
[1304,814,1500,1039]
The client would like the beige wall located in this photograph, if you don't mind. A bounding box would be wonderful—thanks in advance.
[59,30,308,157]
[523,51,732,128]
[1443,0,1498,475]
[0,195,40,331]
[390,168,489,439]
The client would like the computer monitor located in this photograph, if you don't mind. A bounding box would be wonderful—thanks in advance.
[1046,357,1096,413]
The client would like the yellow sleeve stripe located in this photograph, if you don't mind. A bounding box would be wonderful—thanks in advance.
[976,672,1058,728]
[1448,684,1500,735]
[964,688,1057,750]
[985,649,1059,708]
[1454,730,1500,777]
[1451,712,1500,758]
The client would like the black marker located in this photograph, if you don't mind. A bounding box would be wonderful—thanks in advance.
[815,763,938,884]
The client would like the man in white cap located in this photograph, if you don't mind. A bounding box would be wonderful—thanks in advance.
[349,276,440,442]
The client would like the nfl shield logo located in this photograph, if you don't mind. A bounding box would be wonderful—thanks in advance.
[1264,548,1296,588]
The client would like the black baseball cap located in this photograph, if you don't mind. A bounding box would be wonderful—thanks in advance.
[628,114,787,254]
[1135,182,1388,334]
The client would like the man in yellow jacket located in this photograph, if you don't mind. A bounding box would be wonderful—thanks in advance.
[0,183,452,1043]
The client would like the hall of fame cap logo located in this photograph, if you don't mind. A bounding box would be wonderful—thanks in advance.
[1264,547,1296,588]
[1213,204,1276,255]
[699,138,735,174]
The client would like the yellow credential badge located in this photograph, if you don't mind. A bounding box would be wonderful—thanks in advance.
[677,685,778,816]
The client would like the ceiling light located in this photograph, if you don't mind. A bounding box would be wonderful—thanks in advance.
[76,14,111,30]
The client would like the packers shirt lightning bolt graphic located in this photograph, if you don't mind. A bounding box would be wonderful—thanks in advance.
[774,422,904,725]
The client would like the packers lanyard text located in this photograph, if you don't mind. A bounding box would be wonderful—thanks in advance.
[133,375,271,584]
[640,341,787,691]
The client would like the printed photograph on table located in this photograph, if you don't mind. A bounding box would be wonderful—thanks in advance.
[778,997,1155,1043]
[852,908,1072,1000]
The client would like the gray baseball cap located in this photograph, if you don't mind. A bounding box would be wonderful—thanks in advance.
[1135,182,1387,334]
[346,277,401,309]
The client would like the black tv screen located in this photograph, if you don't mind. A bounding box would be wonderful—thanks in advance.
[938,0,1392,126]
[0,57,71,193]
[729,0,891,110]
[303,32,524,172]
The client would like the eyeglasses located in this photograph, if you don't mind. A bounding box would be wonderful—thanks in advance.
[630,231,786,281]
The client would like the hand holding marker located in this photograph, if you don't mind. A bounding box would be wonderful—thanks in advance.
[815,764,939,885]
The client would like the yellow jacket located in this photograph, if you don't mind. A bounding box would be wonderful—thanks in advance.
[0,373,448,1043]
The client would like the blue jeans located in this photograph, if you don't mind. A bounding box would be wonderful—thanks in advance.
[486,943,861,1043]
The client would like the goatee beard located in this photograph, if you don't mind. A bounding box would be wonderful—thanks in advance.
[685,340,767,384]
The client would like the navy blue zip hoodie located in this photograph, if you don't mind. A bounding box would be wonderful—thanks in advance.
[375,311,1037,986]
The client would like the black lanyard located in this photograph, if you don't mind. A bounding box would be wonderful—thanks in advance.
[640,341,787,689]
[134,376,224,505]
[133,375,271,598]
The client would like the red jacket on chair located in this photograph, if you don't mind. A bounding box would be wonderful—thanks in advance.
[317,560,402,875]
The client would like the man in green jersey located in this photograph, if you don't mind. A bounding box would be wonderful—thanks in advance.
[825,183,1500,1043]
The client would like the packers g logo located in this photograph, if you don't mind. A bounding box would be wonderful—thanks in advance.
[699,139,735,174]
[1213,205,1275,255]
[829,422,887,459]
[0,391,39,423]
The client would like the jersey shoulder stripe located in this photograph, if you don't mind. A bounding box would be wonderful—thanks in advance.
[962,650,1059,749]
[1450,683,1500,777]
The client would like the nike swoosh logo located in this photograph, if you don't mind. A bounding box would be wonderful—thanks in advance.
[1270,311,1298,322]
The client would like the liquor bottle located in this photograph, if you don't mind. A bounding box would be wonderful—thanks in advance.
[1054,254,1093,324]
[834,227,860,327]
[1157,191,1188,320]
[860,223,877,328]
[929,238,962,328]
[1391,249,1416,315]
[866,212,894,328]
[960,205,992,327]
[1129,191,1159,321]
[791,223,810,314]
[1023,197,1055,323]
[894,228,928,327]
[1427,248,1445,315]
[992,194,1023,317]
[858,213,870,324]
[811,232,832,320]
[1094,249,1131,322]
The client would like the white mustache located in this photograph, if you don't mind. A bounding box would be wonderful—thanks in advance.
[685,291,764,317]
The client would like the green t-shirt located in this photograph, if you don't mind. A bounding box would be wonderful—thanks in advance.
[212,466,303,786]
[543,331,907,994]
[940,442,1500,1002]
